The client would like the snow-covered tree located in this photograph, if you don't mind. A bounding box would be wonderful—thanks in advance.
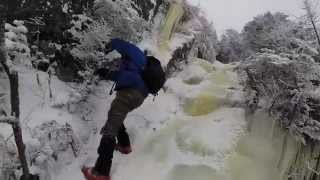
[302,0,320,49]
[93,0,149,43]
[5,20,30,65]
[4,0,95,45]
[69,15,111,60]
[242,12,295,53]
[193,17,218,61]
[217,29,246,63]
[186,13,218,62]
[242,12,319,57]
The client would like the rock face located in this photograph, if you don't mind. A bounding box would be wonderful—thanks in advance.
[241,51,320,143]
[240,51,320,180]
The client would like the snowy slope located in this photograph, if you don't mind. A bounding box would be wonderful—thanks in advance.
[2,48,283,180]
[53,59,247,180]
[0,1,244,179]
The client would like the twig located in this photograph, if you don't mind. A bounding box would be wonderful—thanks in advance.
[0,116,17,124]
[0,61,10,77]
[5,133,14,142]
[307,160,320,175]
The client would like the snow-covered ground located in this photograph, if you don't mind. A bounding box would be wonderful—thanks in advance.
[51,59,247,180]
[1,55,292,180]
[1,2,249,179]
[2,0,310,179]
[0,18,289,178]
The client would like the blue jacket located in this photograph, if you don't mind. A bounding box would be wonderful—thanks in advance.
[109,39,149,96]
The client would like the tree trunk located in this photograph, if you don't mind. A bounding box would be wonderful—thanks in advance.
[9,72,30,180]
[0,4,38,180]
[304,0,320,50]
[310,19,320,50]
[0,4,5,64]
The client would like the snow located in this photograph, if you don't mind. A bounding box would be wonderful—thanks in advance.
[1,1,317,179]
[13,20,24,26]
[139,30,195,67]
[138,32,172,67]
[107,107,245,180]
[5,21,30,59]
[0,67,95,179]
[6,21,28,34]
[50,90,82,108]
[169,33,194,50]
[0,4,248,179]
[52,56,246,180]
[63,4,69,13]
[15,25,28,34]
[0,29,247,180]
[138,0,195,67]
[5,32,18,40]
[5,39,16,50]
[5,23,14,31]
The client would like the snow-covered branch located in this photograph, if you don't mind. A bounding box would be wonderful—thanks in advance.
[0,60,11,77]
[0,116,17,124]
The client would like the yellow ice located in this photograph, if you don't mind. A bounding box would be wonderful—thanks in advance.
[159,0,184,52]
[226,111,299,180]
[184,60,237,116]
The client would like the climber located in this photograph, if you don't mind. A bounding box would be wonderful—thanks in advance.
[82,39,166,180]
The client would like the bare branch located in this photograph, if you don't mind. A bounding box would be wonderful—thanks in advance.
[303,0,320,49]
[0,5,4,64]
[0,116,17,124]
[0,60,11,77]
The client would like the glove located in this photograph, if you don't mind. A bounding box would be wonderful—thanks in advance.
[94,68,111,80]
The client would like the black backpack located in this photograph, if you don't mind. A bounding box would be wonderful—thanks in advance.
[142,56,166,95]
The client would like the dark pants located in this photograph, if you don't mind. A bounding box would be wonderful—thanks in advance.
[94,89,146,176]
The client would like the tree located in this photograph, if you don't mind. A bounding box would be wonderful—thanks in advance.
[0,4,38,180]
[303,0,320,49]
[3,0,95,43]
[190,16,218,62]
[217,29,246,63]
[93,0,148,43]
[242,12,312,55]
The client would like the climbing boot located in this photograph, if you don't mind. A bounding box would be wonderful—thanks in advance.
[81,167,111,180]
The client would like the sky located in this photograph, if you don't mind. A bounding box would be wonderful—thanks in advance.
[187,0,307,35]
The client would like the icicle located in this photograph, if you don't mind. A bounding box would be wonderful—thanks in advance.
[290,143,303,179]
[282,141,300,180]
[301,146,311,180]
[278,133,289,169]
[270,117,277,139]
[304,144,320,180]
[311,152,320,180]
